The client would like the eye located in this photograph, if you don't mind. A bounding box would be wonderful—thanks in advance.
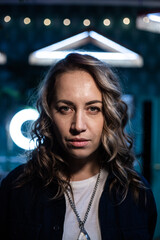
[88,106,101,114]
[57,106,73,114]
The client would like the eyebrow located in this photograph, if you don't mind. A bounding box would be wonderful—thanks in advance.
[56,100,103,105]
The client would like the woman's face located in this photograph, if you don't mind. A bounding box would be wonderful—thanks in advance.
[51,70,104,161]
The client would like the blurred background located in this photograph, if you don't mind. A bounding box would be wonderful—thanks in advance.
[0,0,160,238]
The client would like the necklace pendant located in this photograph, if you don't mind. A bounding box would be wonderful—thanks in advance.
[77,229,91,240]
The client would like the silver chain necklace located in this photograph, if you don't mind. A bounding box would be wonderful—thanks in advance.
[65,168,101,240]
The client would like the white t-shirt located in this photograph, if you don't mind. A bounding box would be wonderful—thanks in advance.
[62,169,108,240]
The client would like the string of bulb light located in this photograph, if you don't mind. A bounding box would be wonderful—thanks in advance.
[3,16,131,26]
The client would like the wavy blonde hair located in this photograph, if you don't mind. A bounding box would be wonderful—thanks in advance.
[18,53,144,201]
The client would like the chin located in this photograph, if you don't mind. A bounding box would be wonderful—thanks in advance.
[67,149,97,160]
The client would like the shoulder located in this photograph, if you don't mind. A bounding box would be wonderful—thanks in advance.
[134,173,156,205]
[0,164,26,188]
[135,174,157,218]
[126,175,157,236]
[125,173,156,211]
[105,171,157,214]
[0,163,60,200]
[0,164,27,200]
[103,172,157,235]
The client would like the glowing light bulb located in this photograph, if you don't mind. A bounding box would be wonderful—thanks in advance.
[4,15,11,23]
[63,18,71,26]
[24,17,31,25]
[103,18,111,26]
[123,17,130,25]
[83,19,91,26]
[44,18,51,26]
[143,16,150,23]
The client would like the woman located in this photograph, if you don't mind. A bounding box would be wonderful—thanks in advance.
[0,53,157,240]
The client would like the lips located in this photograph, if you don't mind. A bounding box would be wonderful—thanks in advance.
[67,138,90,147]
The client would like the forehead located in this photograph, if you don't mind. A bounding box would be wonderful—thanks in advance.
[54,70,102,101]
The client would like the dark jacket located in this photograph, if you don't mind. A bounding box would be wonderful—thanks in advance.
[0,164,157,240]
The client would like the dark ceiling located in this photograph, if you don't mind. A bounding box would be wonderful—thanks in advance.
[0,0,160,7]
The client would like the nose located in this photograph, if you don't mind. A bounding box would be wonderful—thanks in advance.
[70,110,86,134]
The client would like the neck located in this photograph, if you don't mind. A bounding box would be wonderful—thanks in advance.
[71,162,100,181]
[66,152,101,181]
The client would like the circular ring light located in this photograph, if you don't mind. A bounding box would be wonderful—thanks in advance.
[9,109,39,150]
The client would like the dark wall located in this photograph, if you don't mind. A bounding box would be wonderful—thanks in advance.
[0,4,160,159]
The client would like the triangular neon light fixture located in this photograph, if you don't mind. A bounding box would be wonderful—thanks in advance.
[29,31,143,67]
[136,12,160,34]
[0,52,7,64]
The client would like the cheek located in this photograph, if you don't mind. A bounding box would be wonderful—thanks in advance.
[52,118,68,140]
[92,117,104,138]
[97,116,104,130]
